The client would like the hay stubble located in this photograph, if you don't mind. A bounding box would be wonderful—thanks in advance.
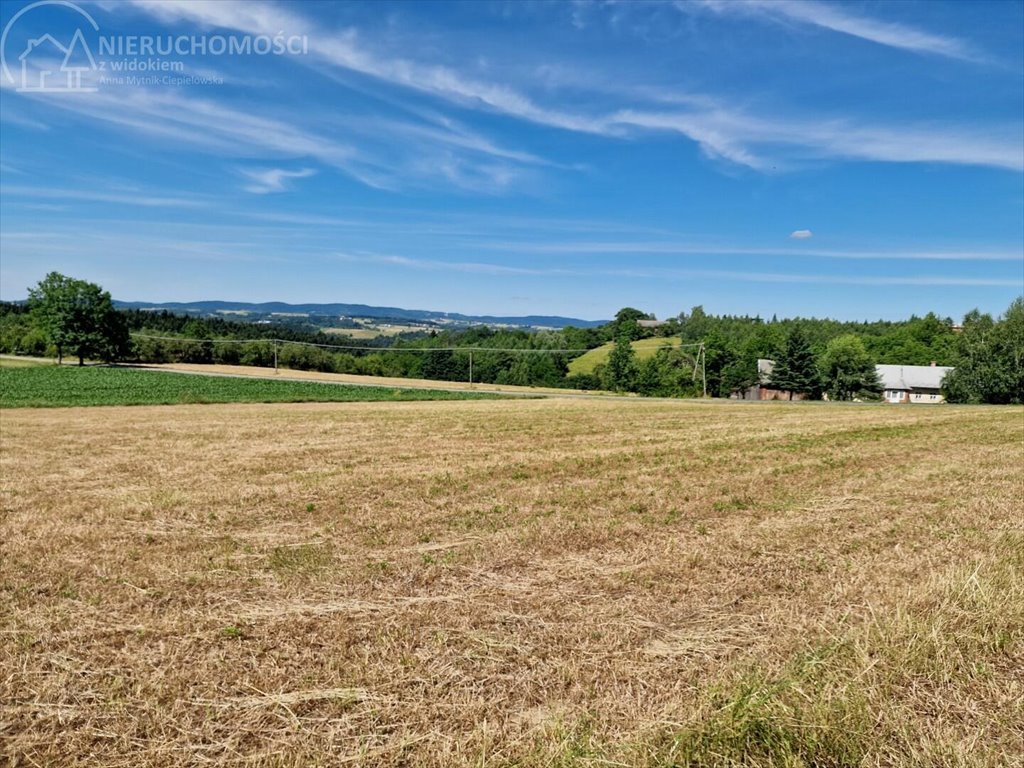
[1,399,1021,766]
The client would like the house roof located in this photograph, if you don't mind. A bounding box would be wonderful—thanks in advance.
[876,364,953,391]
[755,358,953,391]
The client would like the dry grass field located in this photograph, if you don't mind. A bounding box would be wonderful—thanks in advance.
[1,399,1022,767]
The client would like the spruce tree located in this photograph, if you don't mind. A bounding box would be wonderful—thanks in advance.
[769,326,819,399]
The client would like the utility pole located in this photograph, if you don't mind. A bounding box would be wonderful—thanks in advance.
[688,340,708,397]
[468,351,473,385]
[273,339,278,374]
[701,342,707,398]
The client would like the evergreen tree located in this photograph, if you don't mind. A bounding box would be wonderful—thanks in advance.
[768,326,819,399]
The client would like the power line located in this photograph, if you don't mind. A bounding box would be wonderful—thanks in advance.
[129,333,594,354]
[129,333,708,393]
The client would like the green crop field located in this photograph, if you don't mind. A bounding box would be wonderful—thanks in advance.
[568,336,684,375]
[0,366,502,408]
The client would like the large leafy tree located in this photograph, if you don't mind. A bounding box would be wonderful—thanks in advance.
[942,298,1024,404]
[768,326,819,399]
[820,335,882,401]
[634,348,703,397]
[27,272,129,365]
[602,333,638,392]
[610,307,648,342]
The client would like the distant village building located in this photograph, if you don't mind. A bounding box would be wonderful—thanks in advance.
[877,363,953,404]
[637,319,668,329]
[734,359,954,403]
[736,359,812,401]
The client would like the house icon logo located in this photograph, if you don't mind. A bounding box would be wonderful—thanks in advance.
[1,1,100,93]
[18,28,95,91]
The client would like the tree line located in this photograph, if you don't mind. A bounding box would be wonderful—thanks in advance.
[2,272,1021,403]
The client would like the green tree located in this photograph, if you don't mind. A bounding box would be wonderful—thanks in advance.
[943,299,1024,404]
[679,305,710,342]
[610,307,648,342]
[1002,297,1024,400]
[602,333,638,392]
[820,335,882,401]
[768,326,819,399]
[27,272,129,365]
[721,356,758,397]
[637,347,704,397]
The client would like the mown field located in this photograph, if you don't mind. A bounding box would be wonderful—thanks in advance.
[1,399,1021,767]
[568,337,684,375]
[0,366,500,408]
[322,323,427,338]
[0,356,46,369]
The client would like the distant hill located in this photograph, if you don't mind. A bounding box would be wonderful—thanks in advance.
[114,300,606,329]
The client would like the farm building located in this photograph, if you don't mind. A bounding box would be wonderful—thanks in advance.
[735,359,813,401]
[733,359,955,403]
[877,363,953,404]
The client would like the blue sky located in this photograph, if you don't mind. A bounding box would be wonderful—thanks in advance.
[1,0,1022,321]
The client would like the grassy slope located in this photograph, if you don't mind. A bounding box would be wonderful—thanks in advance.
[0,366,501,408]
[2,400,1021,766]
[568,336,683,375]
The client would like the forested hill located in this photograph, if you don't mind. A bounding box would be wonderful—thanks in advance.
[112,300,606,329]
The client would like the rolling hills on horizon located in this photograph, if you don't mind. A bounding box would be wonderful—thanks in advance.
[113,300,607,329]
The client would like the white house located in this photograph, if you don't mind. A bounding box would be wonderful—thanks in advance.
[877,363,953,404]
[734,359,954,403]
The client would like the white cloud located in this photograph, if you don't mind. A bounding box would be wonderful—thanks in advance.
[240,167,316,194]
[611,108,1024,172]
[334,252,572,276]
[330,251,1021,287]
[124,0,609,135]
[31,0,1024,180]
[790,229,813,239]
[469,239,1023,262]
[5,81,545,193]
[688,0,978,61]
[0,184,200,207]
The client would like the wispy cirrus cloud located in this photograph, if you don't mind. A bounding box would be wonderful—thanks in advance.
[122,1,1022,174]
[611,108,1024,172]
[685,0,979,61]
[239,167,316,194]
[469,239,1023,262]
[124,0,607,134]
[333,252,573,277]
[0,184,201,208]
[332,251,1022,287]
[3,79,544,193]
